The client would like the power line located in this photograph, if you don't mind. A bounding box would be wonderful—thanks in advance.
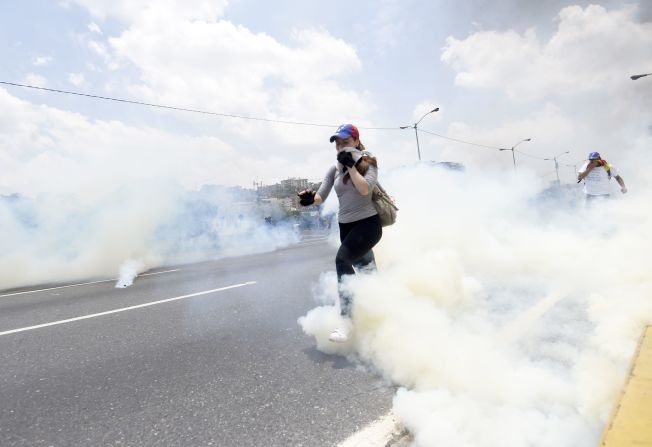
[0,80,401,130]
[2,80,542,155]
[514,149,547,160]
[418,127,552,162]
[417,128,504,150]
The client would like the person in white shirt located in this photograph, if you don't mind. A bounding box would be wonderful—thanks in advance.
[577,151,627,202]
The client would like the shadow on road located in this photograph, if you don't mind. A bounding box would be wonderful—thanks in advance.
[302,346,355,369]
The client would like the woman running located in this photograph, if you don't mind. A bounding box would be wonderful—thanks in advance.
[298,124,382,342]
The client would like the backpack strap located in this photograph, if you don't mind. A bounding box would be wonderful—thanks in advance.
[603,163,612,179]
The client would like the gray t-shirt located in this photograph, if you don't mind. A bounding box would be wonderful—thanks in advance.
[317,149,378,224]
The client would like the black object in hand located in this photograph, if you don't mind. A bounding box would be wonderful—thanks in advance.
[298,190,315,206]
[337,151,355,168]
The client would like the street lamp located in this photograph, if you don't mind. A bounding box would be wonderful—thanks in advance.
[400,107,439,161]
[499,138,531,171]
[544,151,570,184]
[630,73,652,80]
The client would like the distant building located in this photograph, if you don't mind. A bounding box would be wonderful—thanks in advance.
[254,178,309,200]
[257,183,281,198]
[200,184,256,201]
[280,178,308,194]
[203,177,314,213]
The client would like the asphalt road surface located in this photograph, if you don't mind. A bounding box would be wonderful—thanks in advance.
[0,233,395,446]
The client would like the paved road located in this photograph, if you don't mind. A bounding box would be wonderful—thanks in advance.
[0,235,394,446]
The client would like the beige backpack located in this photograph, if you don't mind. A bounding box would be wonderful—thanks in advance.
[339,150,399,227]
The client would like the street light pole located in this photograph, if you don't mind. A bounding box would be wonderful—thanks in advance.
[413,125,421,161]
[499,138,531,171]
[631,73,652,80]
[544,151,570,184]
[400,107,439,161]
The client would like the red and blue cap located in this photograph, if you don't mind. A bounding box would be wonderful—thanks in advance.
[329,124,360,143]
[589,151,601,160]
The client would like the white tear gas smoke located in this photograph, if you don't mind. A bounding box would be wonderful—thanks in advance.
[299,145,652,446]
[298,271,356,355]
[115,258,143,288]
[0,181,298,291]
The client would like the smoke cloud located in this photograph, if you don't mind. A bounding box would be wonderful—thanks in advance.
[115,258,144,288]
[0,182,298,291]
[299,143,652,445]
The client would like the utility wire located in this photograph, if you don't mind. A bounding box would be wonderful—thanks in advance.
[417,128,504,150]
[3,80,543,154]
[1,81,402,130]
[418,127,554,162]
[515,149,547,160]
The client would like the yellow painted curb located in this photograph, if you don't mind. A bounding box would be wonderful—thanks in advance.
[600,326,652,446]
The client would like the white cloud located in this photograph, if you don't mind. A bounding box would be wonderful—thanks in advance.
[95,14,372,154]
[372,0,406,54]
[106,21,363,107]
[411,100,442,124]
[68,72,87,87]
[22,73,47,87]
[55,0,385,185]
[443,28,540,94]
[66,0,229,23]
[85,39,119,70]
[87,21,102,34]
[32,55,52,66]
[442,5,652,100]
[0,87,277,198]
[88,39,108,57]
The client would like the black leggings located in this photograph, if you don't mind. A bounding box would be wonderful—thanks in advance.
[336,214,382,317]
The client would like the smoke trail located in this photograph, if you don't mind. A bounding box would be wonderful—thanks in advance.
[299,149,652,446]
[115,259,143,288]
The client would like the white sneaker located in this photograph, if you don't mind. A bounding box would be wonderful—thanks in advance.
[329,323,352,343]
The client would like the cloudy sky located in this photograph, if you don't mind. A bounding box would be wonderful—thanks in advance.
[1,0,651,196]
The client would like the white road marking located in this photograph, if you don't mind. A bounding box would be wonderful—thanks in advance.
[0,281,256,337]
[338,411,403,447]
[0,269,181,298]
